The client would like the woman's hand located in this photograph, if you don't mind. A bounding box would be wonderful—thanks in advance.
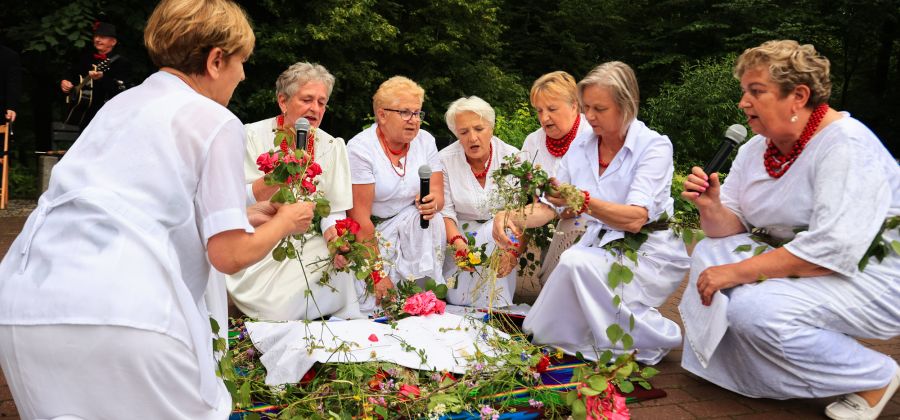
[374,275,395,305]
[497,249,518,277]
[324,226,350,270]
[273,201,315,235]
[416,193,440,221]
[697,263,747,306]
[452,240,475,272]
[247,201,277,227]
[681,166,722,209]
[492,211,524,249]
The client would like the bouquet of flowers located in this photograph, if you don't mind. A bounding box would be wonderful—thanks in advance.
[256,123,331,261]
[312,217,392,293]
[452,230,490,273]
[379,278,449,321]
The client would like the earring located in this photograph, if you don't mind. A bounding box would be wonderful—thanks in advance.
[790,114,798,123]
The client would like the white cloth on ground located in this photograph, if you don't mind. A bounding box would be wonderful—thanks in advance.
[223,117,363,322]
[0,324,232,420]
[520,114,592,178]
[440,137,520,307]
[680,114,900,398]
[0,71,250,408]
[523,119,690,365]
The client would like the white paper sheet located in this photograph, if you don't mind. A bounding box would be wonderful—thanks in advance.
[678,289,730,368]
[246,313,509,385]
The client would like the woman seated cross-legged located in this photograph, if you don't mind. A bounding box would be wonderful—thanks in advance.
[679,40,900,420]
[224,62,365,321]
[439,96,520,308]
[494,61,690,365]
[346,76,446,310]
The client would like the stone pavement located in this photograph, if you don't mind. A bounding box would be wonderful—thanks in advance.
[0,201,898,419]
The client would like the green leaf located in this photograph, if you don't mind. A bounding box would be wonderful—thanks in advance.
[245,414,261,420]
[622,333,634,350]
[564,390,577,405]
[625,249,638,263]
[629,313,635,330]
[425,278,437,290]
[238,380,251,407]
[587,375,607,390]
[637,379,653,390]
[682,228,694,245]
[272,246,287,261]
[606,324,624,345]
[618,362,634,378]
[571,398,587,420]
[433,284,448,299]
[891,240,900,255]
[617,378,635,393]
[599,350,614,364]
[733,244,752,253]
[580,386,601,396]
[612,295,621,307]
[210,317,220,335]
[641,367,659,379]
[753,245,768,256]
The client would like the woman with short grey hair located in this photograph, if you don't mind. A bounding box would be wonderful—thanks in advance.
[440,96,519,307]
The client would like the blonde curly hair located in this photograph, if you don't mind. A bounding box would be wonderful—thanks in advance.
[734,40,831,108]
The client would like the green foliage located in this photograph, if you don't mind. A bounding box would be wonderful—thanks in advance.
[7,164,39,199]
[494,102,539,149]
[644,55,746,171]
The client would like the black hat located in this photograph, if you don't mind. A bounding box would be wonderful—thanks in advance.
[93,21,117,38]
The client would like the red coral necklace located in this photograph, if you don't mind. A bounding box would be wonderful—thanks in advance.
[470,143,493,180]
[545,117,580,157]
[597,136,611,169]
[377,126,408,177]
[763,104,828,178]
[276,114,316,161]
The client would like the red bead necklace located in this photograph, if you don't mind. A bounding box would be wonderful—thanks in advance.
[377,126,408,177]
[545,116,580,157]
[597,136,610,169]
[277,114,316,160]
[763,104,828,178]
[471,142,493,180]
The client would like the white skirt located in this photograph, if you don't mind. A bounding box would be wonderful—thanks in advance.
[523,228,689,364]
[0,324,232,420]
[680,233,900,398]
[443,219,516,308]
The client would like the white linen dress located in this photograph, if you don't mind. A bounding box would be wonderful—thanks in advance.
[680,115,900,398]
[0,71,248,418]
[224,118,364,321]
[523,119,690,365]
[347,125,446,307]
[439,136,520,307]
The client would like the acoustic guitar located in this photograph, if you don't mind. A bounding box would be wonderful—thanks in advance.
[64,55,119,125]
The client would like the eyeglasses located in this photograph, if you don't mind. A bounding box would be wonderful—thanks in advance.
[383,108,425,121]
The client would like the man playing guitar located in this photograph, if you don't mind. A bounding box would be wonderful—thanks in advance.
[60,21,130,129]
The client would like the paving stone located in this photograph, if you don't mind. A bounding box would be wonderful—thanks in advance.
[732,411,816,420]
[640,387,697,407]
[681,398,753,417]
[0,400,18,417]
[630,404,696,419]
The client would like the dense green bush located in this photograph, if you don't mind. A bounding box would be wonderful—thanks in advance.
[644,54,747,172]
[493,102,540,149]
[8,164,39,199]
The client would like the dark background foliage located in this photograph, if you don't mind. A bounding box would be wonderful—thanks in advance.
[1,0,897,197]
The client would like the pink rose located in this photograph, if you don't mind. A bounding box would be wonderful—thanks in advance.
[402,291,447,316]
[256,152,278,174]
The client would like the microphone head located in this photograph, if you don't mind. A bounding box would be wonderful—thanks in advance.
[724,124,748,145]
[418,164,432,179]
[294,117,310,134]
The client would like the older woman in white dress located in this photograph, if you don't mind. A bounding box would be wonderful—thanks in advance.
[679,40,900,420]
[495,62,690,364]
[223,62,363,321]
[0,1,315,417]
[347,76,445,307]
[439,96,520,308]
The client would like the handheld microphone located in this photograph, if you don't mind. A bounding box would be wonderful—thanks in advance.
[418,165,432,229]
[691,124,747,195]
[704,124,748,175]
[294,117,311,151]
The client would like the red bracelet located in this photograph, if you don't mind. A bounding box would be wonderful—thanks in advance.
[371,268,384,285]
[507,248,520,258]
[577,190,591,215]
[448,234,466,246]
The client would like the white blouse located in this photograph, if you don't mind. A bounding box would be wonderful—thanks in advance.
[720,114,900,277]
[521,114,593,178]
[347,124,442,218]
[243,117,352,232]
[439,136,520,226]
[557,119,676,245]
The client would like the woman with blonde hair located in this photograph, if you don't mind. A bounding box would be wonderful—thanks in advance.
[680,40,900,420]
[0,0,313,417]
[347,76,445,308]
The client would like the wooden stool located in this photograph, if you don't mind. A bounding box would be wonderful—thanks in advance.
[0,123,9,209]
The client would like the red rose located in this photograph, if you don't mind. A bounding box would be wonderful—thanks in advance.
[335,218,361,237]
[301,178,316,193]
[307,162,323,177]
[256,152,278,174]
[535,355,550,373]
